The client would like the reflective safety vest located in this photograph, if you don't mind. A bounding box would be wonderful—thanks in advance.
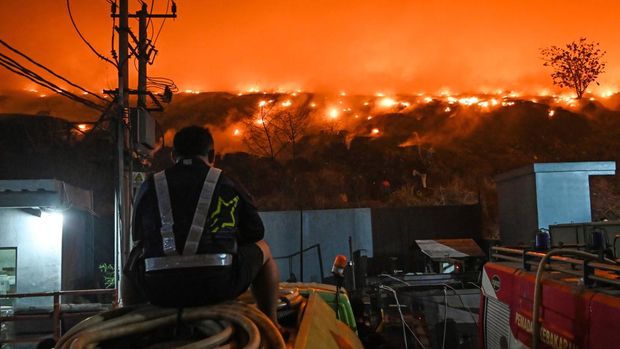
[144,167,233,272]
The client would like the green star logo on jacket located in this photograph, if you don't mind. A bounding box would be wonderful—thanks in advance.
[209,195,240,232]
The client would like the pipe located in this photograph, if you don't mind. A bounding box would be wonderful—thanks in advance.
[531,249,599,349]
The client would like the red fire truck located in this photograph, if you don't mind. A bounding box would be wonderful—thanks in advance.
[479,246,620,349]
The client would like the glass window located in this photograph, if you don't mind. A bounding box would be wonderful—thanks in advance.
[0,248,16,303]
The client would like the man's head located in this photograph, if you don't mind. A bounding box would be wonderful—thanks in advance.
[172,126,215,165]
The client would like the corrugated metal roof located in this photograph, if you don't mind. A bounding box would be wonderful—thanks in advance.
[0,179,63,193]
[415,238,485,260]
[0,179,93,212]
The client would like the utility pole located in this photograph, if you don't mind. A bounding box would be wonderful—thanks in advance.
[111,0,176,305]
[115,0,129,304]
[137,2,148,109]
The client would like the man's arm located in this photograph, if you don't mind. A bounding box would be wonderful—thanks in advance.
[238,197,265,244]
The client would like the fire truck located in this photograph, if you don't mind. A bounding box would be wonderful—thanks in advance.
[479,244,620,349]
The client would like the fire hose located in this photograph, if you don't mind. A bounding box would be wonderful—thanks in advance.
[531,249,600,349]
[55,302,286,349]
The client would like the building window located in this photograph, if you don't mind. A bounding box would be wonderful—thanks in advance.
[0,248,16,305]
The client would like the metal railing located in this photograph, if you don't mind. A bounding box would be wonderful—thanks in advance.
[0,288,117,345]
[491,246,620,287]
[275,243,324,282]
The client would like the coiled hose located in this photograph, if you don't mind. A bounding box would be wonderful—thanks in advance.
[55,302,286,349]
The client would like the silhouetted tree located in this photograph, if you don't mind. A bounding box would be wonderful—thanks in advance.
[541,37,606,99]
[273,97,312,160]
[241,100,287,160]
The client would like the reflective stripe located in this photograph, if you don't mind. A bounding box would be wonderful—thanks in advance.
[183,168,222,255]
[153,171,177,255]
[144,253,233,272]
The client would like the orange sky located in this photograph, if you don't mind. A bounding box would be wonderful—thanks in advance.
[1,0,619,95]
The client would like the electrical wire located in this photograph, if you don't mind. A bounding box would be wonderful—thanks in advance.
[0,54,106,111]
[152,0,171,46]
[146,0,155,39]
[66,0,117,67]
[378,273,412,286]
[377,273,479,325]
[0,40,108,102]
[440,283,478,325]
[379,285,427,349]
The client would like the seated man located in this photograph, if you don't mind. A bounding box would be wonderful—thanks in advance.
[125,126,279,323]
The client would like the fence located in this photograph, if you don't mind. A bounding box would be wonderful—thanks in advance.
[0,288,117,345]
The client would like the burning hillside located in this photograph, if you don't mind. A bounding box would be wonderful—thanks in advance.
[3,89,620,237]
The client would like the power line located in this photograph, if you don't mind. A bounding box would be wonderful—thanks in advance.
[66,0,118,67]
[146,0,155,39]
[0,53,106,111]
[0,40,108,102]
[152,0,171,46]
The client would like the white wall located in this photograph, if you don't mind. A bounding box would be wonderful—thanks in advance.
[0,209,62,308]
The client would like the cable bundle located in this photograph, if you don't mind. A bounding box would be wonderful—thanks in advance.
[56,302,285,349]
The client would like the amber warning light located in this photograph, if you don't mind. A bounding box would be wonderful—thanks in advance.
[331,255,348,278]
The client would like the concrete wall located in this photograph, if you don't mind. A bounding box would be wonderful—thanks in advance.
[495,170,539,246]
[0,209,62,308]
[260,208,372,282]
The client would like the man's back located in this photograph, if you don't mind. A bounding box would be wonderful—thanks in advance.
[133,158,264,259]
[125,126,278,322]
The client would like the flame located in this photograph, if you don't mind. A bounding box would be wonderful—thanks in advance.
[258,100,267,107]
[328,108,339,119]
[379,97,397,108]
[233,128,241,136]
[444,106,451,112]
[281,100,292,107]
[371,128,380,135]
[548,110,555,117]
[601,90,616,98]
[77,124,88,130]
[458,97,479,106]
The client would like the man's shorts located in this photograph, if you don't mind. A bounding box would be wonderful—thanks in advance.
[142,243,264,307]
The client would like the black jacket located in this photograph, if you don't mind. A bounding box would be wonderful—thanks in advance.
[132,158,264,258]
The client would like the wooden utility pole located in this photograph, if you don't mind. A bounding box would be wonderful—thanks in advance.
[115,0,129,304]
[111,0,176,304]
